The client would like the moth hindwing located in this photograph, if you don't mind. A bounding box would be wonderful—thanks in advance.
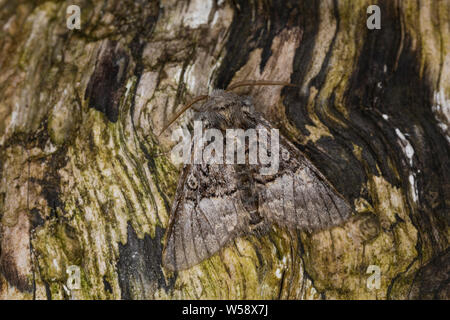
[162,90,352,271]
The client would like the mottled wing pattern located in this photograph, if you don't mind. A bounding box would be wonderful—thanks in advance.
[163,114,353,271]
[162,163,248,271]
[255,119,352,232]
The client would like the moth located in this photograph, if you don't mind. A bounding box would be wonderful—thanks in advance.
[160,81,353,271]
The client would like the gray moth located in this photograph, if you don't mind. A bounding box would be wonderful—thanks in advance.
[161,82,353,271]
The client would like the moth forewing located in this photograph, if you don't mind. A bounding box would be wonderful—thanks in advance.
[252,116,353,232]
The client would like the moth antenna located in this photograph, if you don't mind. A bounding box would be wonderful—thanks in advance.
[226,80,299,91]
[158,94,208,137]
[158,80,298,136]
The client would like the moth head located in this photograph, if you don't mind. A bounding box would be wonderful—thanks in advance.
[158,80,298,136]
[194,89,255,130]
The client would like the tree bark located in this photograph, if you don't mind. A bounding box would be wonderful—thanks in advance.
[0,0,448,299]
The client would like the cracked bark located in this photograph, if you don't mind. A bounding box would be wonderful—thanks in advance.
[0,0,448,299]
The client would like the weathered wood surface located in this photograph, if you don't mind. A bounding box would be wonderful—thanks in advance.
[0,0,448,299]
